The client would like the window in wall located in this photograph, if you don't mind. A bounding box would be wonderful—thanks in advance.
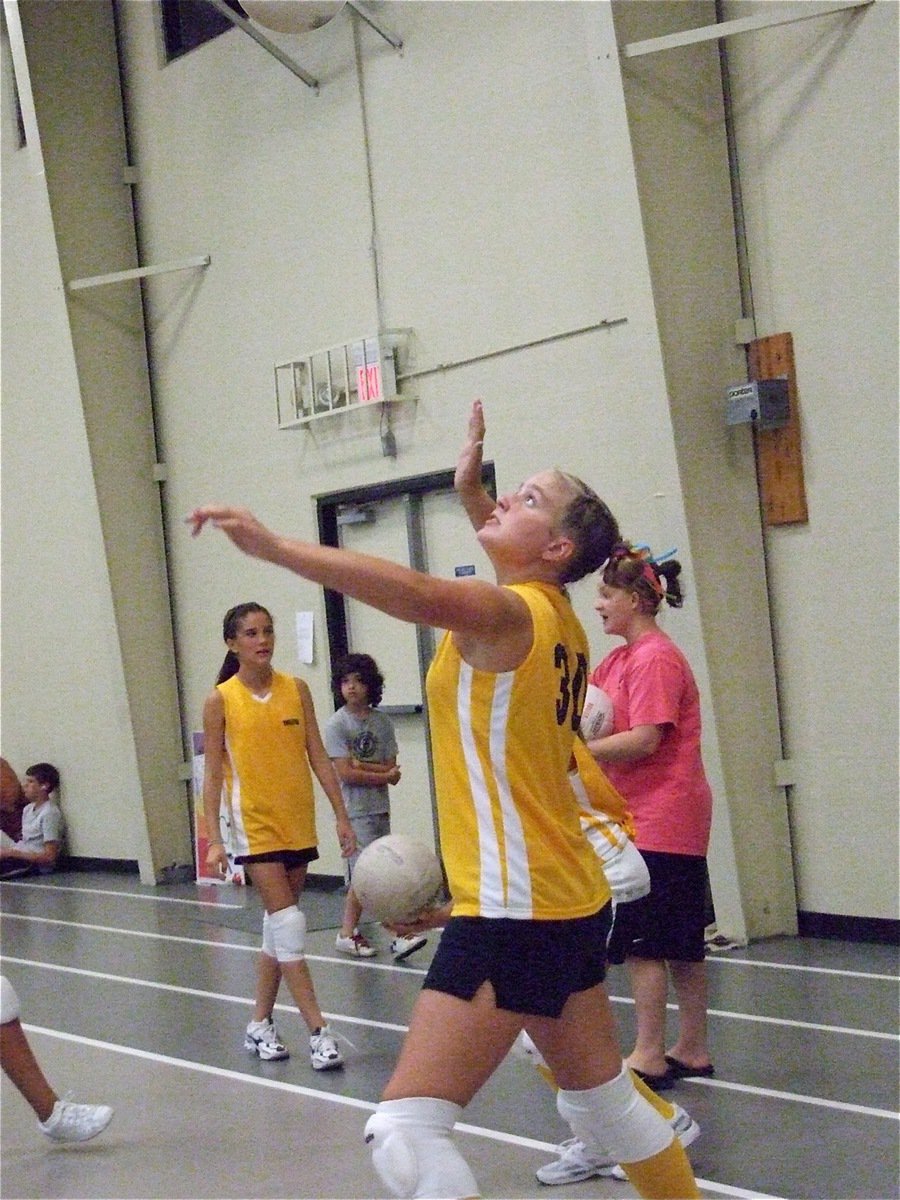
[0,9,26,147]
[159,0,248,63]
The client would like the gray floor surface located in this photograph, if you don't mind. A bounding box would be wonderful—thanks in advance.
[0,871,897,1200]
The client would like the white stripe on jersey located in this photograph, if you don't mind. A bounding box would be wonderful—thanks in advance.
[458,662,533,918]
[223,731,249,857]
[489,670,531,913]
[458,663,503,911]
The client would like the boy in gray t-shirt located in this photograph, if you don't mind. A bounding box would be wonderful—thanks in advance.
[324,654,426,962]
[0,763,64,877]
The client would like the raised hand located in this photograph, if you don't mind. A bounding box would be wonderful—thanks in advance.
[454,400,494,531]
[186,506,280,561]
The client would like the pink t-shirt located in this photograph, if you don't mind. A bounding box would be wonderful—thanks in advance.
[591,629,712,856]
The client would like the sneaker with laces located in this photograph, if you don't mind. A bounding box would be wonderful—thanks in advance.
[536,1138,621,1185]
[535,1103,700,1186]
[309,1024,344,1071]
[38,1097,114,1143]
[335,931,377,957]
[390,933,427,962]
[244,1017,290,1061]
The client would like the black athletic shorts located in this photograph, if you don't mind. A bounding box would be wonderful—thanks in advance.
[423,906,612,1018]
[235,847,319,868]
[607,850,707,964]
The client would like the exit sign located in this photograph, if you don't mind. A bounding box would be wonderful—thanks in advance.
[357,362,384,403]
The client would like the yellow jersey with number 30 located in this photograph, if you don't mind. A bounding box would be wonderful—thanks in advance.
[426,581,609,920]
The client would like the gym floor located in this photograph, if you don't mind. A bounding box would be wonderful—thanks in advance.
[0,871,897,1200]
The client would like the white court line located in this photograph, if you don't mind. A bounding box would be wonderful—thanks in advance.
[1,955,409,1033]
[706,955,898,983]
[0,879,245,909]
[611,992,899,1042]
[4,885,893,979]
[4,954,897,1123]
[1,912,420,974]
[21,1021,784,1200]
[4,913,895,1043]
[676,1074,900,1122]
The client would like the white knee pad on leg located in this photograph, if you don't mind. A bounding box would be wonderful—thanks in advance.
[261,911,277,958]
[557,1065,673,1163]
[364,1097,480,1199]
[0,975,20,1024]
[268,905,306,963]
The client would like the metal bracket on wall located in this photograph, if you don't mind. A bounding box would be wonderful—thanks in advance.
[206,0,402,93]
[622,0,872,58]
[67,255,210,293]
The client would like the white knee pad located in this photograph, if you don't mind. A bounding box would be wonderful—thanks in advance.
[268,905,306,963]
[0,975,21,1024]
[364,1097,480,1199]
[557,1065,673,1164]
[261,911,277,958]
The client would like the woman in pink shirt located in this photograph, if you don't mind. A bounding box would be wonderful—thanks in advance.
[586,544,714,1087]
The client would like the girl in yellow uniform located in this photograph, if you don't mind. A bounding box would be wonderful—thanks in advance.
[202,603,356,1070]
[189,404,700,1200]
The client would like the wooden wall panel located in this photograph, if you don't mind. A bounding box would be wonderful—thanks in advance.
[748,332,808,525]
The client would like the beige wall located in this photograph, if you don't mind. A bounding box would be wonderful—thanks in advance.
[1,3,153,871]
[722,0,898,918]
[2,0,896,930]
[2,0,191,882]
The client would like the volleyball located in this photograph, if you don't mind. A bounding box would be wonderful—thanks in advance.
[240,1,345,34]
[352,834,444,924]
[581,684,614,739]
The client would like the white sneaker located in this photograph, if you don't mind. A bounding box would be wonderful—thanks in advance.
[244,1017,289,1061]
[390,933,427,961]
[38,1096,114,1143]
[535,1138,621,1185]
[310,1024,344,1071]
[335,931,377,957]
[535,1103,700,1186]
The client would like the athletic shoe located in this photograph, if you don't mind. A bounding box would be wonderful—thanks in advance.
[535,1103,700,1186]
[335,931,377,957]
[244,1017,290,1061]
[390,933,427,961]
[38,1096,114,1143]
[309,1024,344,1071]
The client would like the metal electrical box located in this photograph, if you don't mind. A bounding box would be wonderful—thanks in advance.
[725,378,790,429]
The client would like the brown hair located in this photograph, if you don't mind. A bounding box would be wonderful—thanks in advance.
[602,544,684,613]
[553,472,621,585]
[216,603,273,684]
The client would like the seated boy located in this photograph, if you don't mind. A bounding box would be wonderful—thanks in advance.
[0,763,64,877]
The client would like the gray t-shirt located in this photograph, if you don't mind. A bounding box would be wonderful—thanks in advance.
[323,706,398,817]
[19,801,64,854]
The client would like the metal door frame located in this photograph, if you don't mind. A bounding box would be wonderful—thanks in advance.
[315,464,496,849]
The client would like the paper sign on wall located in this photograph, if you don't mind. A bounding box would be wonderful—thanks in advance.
[295,610,314,664]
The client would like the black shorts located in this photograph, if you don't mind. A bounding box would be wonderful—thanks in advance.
[607,850,707,964]
[423,906,611,1018]
[234,847,319,868]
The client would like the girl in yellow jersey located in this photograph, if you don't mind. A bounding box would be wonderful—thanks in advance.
[188,403,700,1200]
[202,602,356,1071]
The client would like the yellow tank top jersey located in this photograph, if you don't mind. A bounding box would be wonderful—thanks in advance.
[218,670,317,856]
[426,580,609,920]
[570,737,637,844]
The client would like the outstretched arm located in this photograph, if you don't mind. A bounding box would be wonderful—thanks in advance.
[186,505,527,644]
[454,399,495,532]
